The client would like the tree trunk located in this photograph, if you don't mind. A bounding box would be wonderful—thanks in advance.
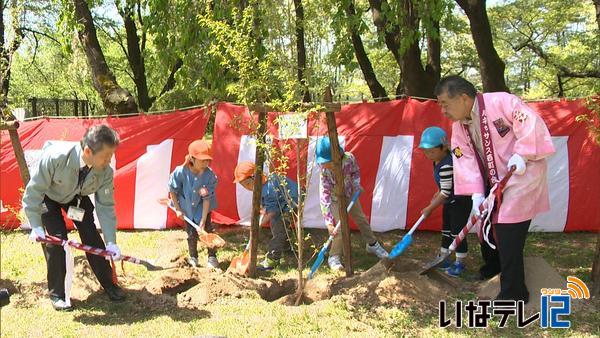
[158,58,184,97]
[1,0,6,107]
[368,0,437,98]
[593,0,600,32]
[592,232,600,298]
[73,0,138,115]
[0,0,23,110]
[456,0,509,93]
[293,0,311,102]
[345,0,388,101]
[119,1,153,111]
[426,18,442,88]
[557,74,565,98]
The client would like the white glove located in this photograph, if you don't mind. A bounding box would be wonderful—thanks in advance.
[471,193,485,217]
[105,242,122,261]
[508,154,527,175]
[29,227,46,242]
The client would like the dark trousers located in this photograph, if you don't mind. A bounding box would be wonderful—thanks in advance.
[186,212,217,258]
[265,210,295,261]
[42,195,116,300]
[480,220,531,302]
[441,197,472,254]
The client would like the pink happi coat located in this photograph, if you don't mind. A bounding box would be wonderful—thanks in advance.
[451,92,556,224]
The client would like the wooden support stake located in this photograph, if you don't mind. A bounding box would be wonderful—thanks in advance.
[248,107,268,278]
[0,120,19,130]
[295,138,305,305]
[592,232,600,298]
[323,86,353,276]
[1,119,30,186]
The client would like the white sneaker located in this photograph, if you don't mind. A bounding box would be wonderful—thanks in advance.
[51,298,72,311]
[328,255,344,271]
[207,256,219,269]
[366,242,389,259]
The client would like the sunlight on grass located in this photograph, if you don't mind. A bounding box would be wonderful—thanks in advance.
[1,229,598,337]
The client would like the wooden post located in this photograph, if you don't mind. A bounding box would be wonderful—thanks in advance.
[592,232,600,298]
[0,120,31,186]
[295,137,305,304]
[31,98,37,117]
[323,86,353,276]
[55,99,59,116]
[248,107,268,278]
[74,100,79,117]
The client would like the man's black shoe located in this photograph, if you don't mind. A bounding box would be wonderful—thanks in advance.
[105,286,126,302]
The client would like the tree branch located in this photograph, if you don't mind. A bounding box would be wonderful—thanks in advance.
[523,40,600,78]
[136,0,146,52]
[20,27,60,44]
[158,57,183,97]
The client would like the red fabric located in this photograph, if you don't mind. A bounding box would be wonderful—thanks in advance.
[1,107,209,229]
[1,99,598,232]
[210,99,599,232]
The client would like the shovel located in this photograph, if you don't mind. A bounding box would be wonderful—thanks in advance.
[420,166,516,275]
[307,190,361,279]
[374,214,427,272]
[227,240,251,275]
[40,235,169,271]
[158,198,226,249]
[389,214,427,259]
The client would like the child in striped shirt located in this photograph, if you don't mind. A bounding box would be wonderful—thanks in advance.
[419,127,472,277]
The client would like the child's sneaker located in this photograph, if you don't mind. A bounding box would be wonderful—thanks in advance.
[366,242,389,259]
[257,257,279,270]
[446,261,466,277]
[328,255,344,271]
[187,256,199,268]
[436,255,452,271]
[207,256,219,269]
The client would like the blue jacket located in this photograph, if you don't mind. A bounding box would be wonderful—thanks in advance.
[169,165,218,223]
[261,175,298,215]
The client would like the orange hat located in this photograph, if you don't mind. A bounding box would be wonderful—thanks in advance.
[187,140,212,161]
[233,161,256,183]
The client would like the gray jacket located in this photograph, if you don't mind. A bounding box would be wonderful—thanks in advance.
[22,142,117,243]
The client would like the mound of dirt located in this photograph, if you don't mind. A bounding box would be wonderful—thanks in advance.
[143,264,302,309]
[477,256,590,313]
[134,256,467,310]
[328,257,469,310]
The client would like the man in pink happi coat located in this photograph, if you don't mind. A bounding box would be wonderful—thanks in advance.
[435,75,555,303]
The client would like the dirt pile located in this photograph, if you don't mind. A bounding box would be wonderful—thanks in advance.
[139,256,464,310]
[328,258,466,309]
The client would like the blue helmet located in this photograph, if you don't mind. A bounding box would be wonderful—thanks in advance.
[419,127,448,149]
[316,137,344,164]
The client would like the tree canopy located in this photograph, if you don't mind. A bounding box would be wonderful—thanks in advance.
[1,0,598,115]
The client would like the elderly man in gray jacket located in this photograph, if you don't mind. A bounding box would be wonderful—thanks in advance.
[23,124,125,311]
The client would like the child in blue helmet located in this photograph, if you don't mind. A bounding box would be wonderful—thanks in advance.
[419,127,472,277]
[316,137,388,271]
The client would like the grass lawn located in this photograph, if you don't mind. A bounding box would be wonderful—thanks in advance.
[1,227,598,337]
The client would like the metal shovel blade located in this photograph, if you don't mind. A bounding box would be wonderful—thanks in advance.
[419,252,451,275]
[199,233,226,248]
[138,260,170,271]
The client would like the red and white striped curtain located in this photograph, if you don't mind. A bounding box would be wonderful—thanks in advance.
[1,99,598,232]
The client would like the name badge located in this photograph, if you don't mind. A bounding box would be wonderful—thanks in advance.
[67,206,85,222]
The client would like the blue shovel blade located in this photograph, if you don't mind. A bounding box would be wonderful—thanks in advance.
[389,234,413,259]
[308,247,328,279]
